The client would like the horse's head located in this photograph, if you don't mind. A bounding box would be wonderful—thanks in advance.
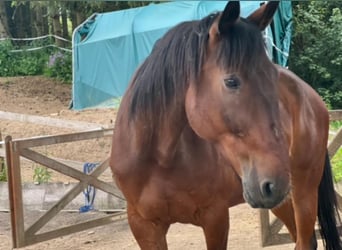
[185,1,290,209]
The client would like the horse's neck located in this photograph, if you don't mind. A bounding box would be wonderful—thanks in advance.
[277,67,329,161]
[128,106,216,168]
[153,107,187,167]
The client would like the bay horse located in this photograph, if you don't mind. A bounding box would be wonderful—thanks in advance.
[110,1,342,249]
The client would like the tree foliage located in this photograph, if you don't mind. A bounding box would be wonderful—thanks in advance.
[0,1,154,83]
[289,1,342,109]
[0,40,71,82]
[2,1,153,40]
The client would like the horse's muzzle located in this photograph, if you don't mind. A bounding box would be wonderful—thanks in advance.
[242,176,290,209]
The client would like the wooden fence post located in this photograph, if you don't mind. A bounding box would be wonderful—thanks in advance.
[0,131,4,173]
[259,209,270,246]
[6,136,25,248]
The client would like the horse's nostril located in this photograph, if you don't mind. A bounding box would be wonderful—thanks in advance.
[261,181,275,198]
[243,178,288,209]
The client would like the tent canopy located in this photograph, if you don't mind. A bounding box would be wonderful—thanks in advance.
[72,1,292,110]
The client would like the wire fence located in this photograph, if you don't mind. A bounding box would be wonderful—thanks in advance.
[0,34,72,53]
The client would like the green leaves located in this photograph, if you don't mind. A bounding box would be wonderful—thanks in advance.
[33,166,52,184]
[332,148,342,183]
[0,40,71,83]
[44,51,72,83]
[0,166,7,182]
[289,1,342,109]
[0,41,17,76]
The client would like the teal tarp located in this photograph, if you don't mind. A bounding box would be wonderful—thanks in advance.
[72,1,292,110]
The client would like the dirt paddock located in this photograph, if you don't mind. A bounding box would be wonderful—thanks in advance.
[0,76,326,249]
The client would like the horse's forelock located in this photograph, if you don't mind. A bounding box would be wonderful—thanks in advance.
[215,18,268,75]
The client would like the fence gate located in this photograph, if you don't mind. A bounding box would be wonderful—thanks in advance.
[4,128,127,248]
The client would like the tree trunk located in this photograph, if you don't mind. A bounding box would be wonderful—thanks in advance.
[31,4,47,37]
[75,2,86,27]
[30,5,37,37]
[13,2,32,38]
[42,6,49,35]
[0,16,9,38]
[70,10,77,33]
[49,2,63,47]
[52,16,62,47]
[64,2,78,33]
[0,1,11,37]
[61,7,68,40]
[0,2,10,38]
[76,12,85,26]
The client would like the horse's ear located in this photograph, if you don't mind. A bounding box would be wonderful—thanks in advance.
[209,1,240,43]
[218,1,240,33]
[247,1,279,30]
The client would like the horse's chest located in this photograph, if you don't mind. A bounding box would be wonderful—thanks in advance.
[136,164,242,223]
[137,179,219,224]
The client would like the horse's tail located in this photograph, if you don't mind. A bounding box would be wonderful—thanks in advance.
[317,152,342,250]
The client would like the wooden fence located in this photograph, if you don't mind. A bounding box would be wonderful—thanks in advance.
[3,111,342,248]
[259,110,342,246]
[4,128,127,248]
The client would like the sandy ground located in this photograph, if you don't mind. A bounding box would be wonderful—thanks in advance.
[0,203,307,250]
[0,76,328,249]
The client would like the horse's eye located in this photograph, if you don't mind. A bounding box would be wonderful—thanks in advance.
[224,77,240,89]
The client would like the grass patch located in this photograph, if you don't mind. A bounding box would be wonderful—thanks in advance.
[332,148,342,183]
[330,121,342,182]
[33,165,52,184]
[0,165,7,182]
[330,121,342,131]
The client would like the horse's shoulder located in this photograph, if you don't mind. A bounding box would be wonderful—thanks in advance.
[277,66,305,94]
[276,66,326,112]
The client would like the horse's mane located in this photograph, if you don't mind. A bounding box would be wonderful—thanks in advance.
[128,12,266,124]
[129,13,218,120]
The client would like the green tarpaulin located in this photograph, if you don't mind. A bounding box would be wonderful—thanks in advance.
[72,1,292,110]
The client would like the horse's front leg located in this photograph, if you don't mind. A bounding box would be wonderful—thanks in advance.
[201,205,229,250]
[127,203,170,250]
[272,197,317,250]
[271,198,297,242]
[291,173,320,250]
